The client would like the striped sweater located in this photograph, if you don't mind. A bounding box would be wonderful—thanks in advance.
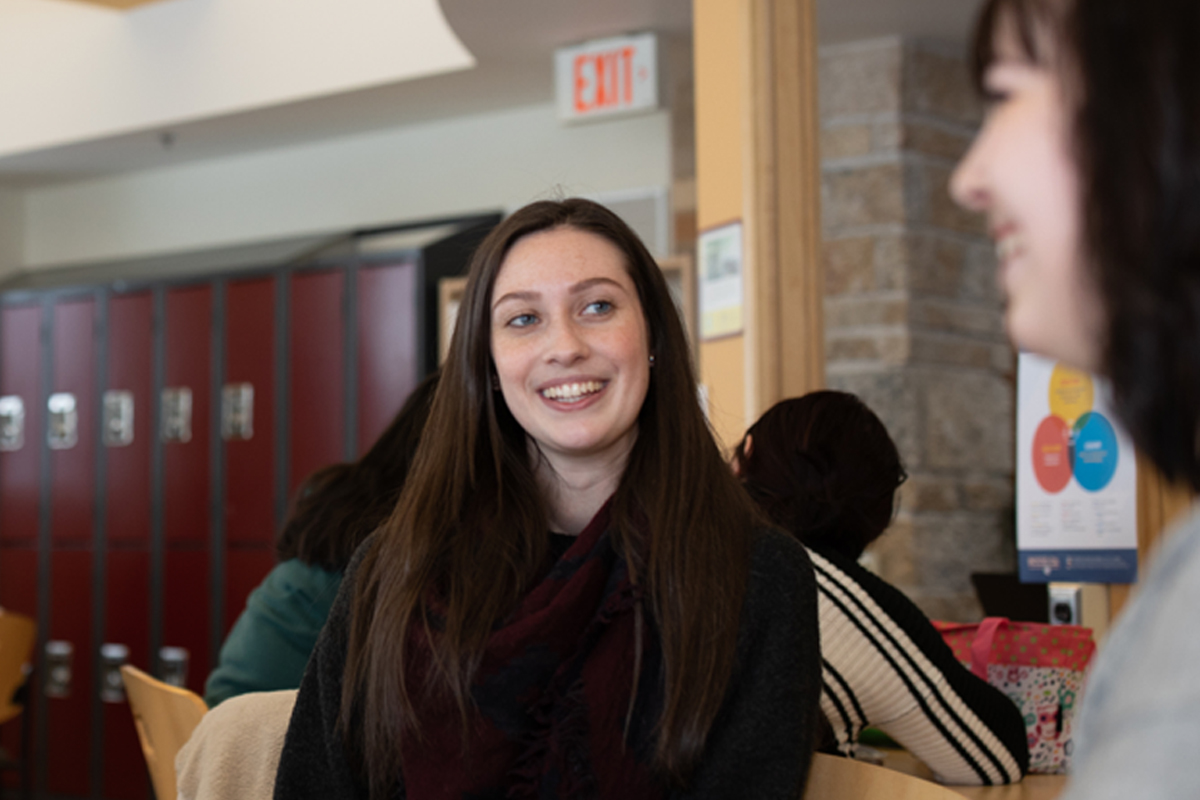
[811,545,1030,785]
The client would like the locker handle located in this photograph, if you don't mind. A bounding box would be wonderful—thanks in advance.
[100,643,129,703]
[157,646,190,688]
[44,640,73,698]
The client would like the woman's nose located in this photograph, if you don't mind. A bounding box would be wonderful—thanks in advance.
[949,135,990,213]
[545,318,588,364]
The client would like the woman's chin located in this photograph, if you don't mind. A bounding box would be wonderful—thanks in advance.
[1006,316,1100,373]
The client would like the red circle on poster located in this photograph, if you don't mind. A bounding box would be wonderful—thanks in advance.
[1033,415,1072,493]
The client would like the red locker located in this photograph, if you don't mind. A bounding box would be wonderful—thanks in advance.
[0,546,35,792]
[162,286,212,694]
[0,547,36,619]
[223,277,276,632]
[46,550,93,798]
[161,549,209,694]
[357,262,420,453]
[101,551,149,799]
[50,300,96,545]
[0,305,41,548]
[289,270,344,491]
[46,298,96,798]
[0,305,44,790]
[103,292,154,800]
[163,286,211,546]
[0,304,43,794]
[106,293,154,547]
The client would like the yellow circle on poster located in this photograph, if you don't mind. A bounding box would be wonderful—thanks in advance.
[1048,363,1094,425]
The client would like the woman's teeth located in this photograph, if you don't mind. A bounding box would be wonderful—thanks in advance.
[541,381,604,403]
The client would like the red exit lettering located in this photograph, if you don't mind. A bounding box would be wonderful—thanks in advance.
[574,47,636,113]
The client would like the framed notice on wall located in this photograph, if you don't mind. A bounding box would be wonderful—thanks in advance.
[1017,353,1138,583]
[697,221,744,341]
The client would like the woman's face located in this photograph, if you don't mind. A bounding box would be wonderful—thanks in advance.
[950,25,1104,371]
[490,226,651,475]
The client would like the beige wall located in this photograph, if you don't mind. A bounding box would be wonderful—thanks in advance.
[0,188,21,281]
[22,103,672,270]
[693,0,824,452]
[693,0,748,451]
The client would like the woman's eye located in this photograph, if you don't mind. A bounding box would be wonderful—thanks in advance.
[982,88,1009,106]
[583,300,613,315]
[508,313,538,328]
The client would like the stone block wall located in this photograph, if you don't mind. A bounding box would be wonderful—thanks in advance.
[819,38,1015,621]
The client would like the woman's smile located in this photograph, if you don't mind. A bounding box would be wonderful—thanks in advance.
[539,379,607,404]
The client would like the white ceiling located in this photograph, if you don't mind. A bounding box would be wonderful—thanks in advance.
[0,0,984,187]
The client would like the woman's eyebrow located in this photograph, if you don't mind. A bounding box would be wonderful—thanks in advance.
[493,278,625,310]
[492,290,539,309]
[569,277,624,294]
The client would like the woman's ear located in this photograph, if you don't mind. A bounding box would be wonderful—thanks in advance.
[731,434,753,476]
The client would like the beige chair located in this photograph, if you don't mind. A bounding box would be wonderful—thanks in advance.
[0,610,35,727]
[0,610,36,799]
[121,664,208,800]
[803,753,972,800]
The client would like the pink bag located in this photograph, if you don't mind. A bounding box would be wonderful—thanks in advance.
[933,618,1096,774]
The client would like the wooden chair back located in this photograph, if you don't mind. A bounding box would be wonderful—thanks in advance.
[121,664,207,800]
[803,753,972,800]
[0,610,36,726]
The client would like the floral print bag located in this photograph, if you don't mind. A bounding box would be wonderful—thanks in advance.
[933,617,1096,774]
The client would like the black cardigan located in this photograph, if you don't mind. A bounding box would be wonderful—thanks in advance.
[272,528,821,799]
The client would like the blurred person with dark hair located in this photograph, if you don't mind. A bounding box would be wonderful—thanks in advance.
[735,391,1029,785]
[203,372,439,707]
[951,0,1200,795]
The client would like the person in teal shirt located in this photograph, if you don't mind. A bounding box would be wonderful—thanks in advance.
[204,373,439,707]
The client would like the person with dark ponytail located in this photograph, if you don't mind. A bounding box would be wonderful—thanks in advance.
[203,372,439,707]
[735,392,1029,785]
[273,198,820,800]
[951,1,1200,795]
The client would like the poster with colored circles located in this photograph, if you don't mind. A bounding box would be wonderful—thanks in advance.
[1017,353,1137,584]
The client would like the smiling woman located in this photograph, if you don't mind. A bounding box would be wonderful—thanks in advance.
[952,1,1200,797]
[272,198,821,800]
[490,227,652,533]
[948,1,1103,371]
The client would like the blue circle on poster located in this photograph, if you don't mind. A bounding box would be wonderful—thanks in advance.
[1072,411,1119,492]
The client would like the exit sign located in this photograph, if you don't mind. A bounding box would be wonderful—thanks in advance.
[555,33,659,123]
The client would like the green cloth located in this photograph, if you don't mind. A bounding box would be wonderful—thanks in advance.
[204,559,342,708]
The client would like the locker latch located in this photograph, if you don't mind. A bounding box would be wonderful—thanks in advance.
[100,643,129,703]
[157,646,190,688]
[47,393,77,450]
[44,640,73,698]
[102,391,134,448]
[161,387,193,443]
[221,383,254,441]
[0,395,23,451]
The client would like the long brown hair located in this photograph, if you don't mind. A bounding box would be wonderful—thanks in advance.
[341,199,760,796]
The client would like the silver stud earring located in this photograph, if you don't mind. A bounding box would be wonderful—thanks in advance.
[649,354,656,366]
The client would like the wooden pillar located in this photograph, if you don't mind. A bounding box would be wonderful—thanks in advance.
[694,0,824,450]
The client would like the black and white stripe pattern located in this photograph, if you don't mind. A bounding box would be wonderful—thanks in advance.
[811,546,1028,785]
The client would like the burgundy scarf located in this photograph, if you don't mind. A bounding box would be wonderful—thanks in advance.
[398,501,668,800]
